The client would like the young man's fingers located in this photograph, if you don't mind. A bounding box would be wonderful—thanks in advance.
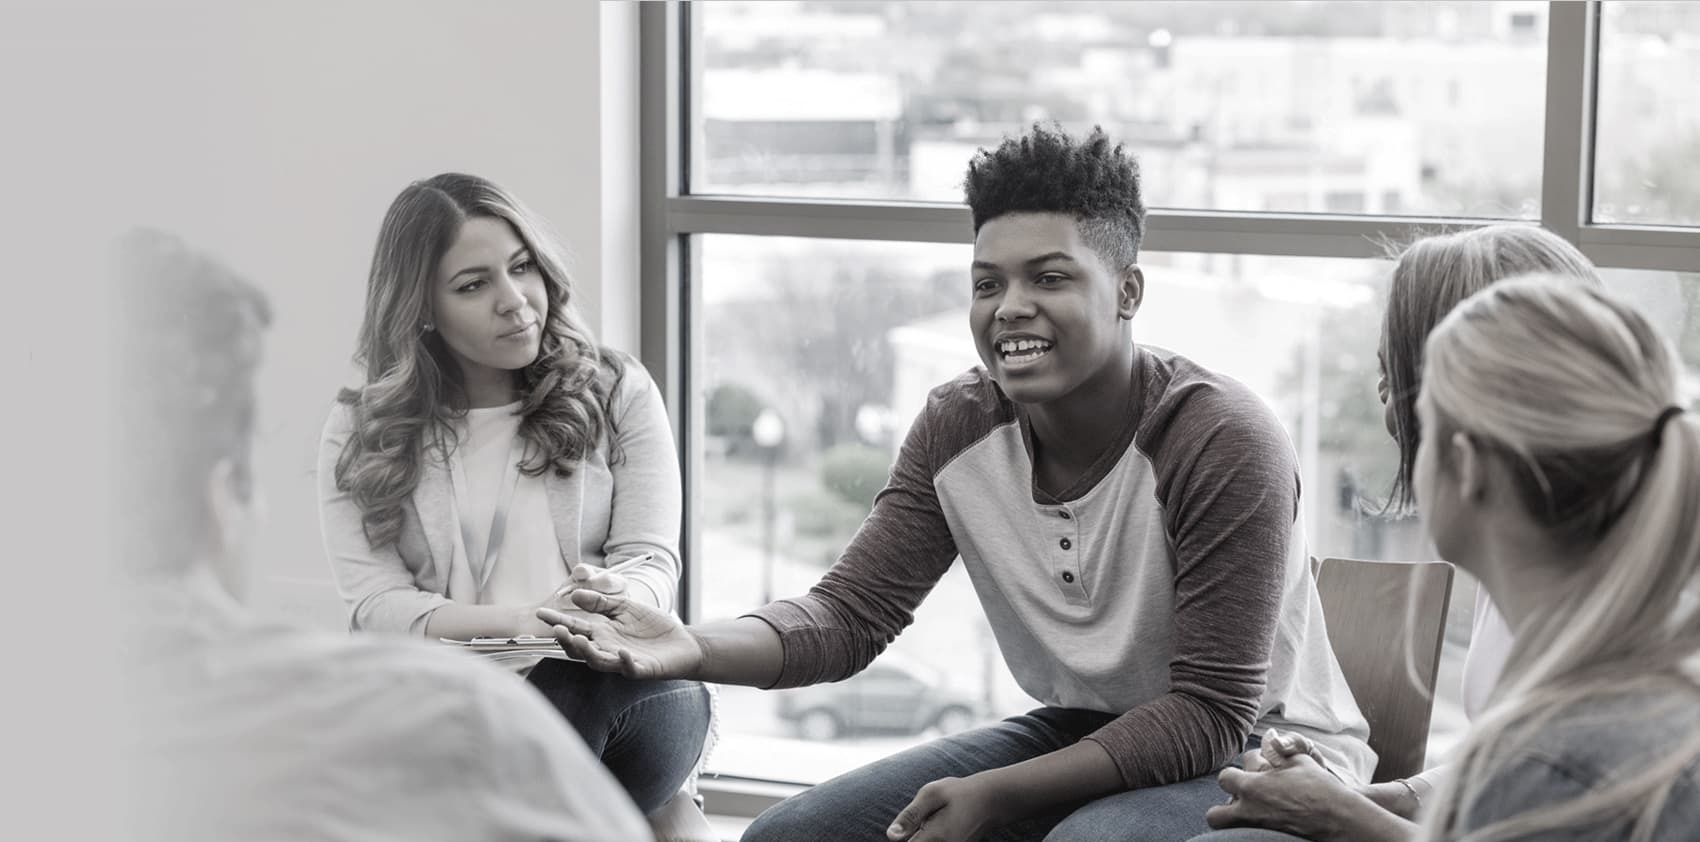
[570,634,623,672]
[618,649,648,681]
[536,606,586,631]
[569,587,624,615]
[887,785,945,841]
[550,630,617,671]
[551,629,595,659]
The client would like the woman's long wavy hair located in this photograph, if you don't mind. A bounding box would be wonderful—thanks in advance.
[335,173,624,549]
[1380,225,1600,511]
[1415,277,1700,842]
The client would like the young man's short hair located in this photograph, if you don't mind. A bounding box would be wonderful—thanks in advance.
[963,124,1147,270]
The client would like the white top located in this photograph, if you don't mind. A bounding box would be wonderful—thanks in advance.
[318,358,684,635]
[128,572,649,842]
[1409,585,1514,789]
[455,401,564,606]
[1461,587,1514,719]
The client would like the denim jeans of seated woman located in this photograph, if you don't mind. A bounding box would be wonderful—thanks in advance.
[742,706,1262,842]
[526,659,712,816]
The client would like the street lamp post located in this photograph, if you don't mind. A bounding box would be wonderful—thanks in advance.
[751,409,786,606]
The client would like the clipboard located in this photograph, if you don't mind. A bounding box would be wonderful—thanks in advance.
[439,635,584,664]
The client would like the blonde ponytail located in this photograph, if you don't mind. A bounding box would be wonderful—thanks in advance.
[1415,277,1700,841]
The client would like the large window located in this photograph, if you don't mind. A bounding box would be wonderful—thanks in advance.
[640,1,1700,791]
[695,1,1549,217]
[1593,1,1700,226]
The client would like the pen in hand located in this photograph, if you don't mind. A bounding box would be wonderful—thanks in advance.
[549,551,657,603]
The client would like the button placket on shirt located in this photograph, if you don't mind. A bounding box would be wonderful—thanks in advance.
[1053,505,1088,602]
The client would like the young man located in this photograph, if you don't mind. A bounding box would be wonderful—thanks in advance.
[116,230,651,842]
[544,126,1373,842]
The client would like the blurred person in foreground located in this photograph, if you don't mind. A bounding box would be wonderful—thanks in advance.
[117,229,650,842]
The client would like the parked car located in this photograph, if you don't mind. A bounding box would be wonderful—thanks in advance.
[774,653,981,741]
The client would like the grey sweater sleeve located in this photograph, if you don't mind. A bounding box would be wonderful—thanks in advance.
[1082,387,1298,788]
[744,390,961,688]
[599,364,683,613]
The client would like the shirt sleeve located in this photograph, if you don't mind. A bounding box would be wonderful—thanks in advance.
[1083,397,1298,788]
[743,389,960,688]
[316,402,449,634]
[600,363,684,613]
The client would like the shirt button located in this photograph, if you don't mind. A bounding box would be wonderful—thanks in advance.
[1059,510,1072,520]
[1061,571,1076,583]
[1060,538,1072,550]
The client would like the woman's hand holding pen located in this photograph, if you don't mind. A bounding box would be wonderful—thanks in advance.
[542,551,655,613]
[544,562,631,610]
[537,590,704,681]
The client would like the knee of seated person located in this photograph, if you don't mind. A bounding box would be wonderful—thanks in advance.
[633,680,711,722]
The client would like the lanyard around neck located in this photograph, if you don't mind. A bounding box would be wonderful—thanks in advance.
[447,432,526,599]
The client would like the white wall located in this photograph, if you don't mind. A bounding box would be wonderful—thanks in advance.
[8,0,640,626]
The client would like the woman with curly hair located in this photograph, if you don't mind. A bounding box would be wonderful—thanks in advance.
[316,173,711,824]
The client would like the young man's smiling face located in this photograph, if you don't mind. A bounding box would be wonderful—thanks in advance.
[969,211,1142,406]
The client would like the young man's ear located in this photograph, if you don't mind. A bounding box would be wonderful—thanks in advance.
[204,457,254,599]
[1118,264,1145,320]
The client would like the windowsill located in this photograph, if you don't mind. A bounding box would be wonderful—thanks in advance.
[700,774,807,819]
[700,775,810,840]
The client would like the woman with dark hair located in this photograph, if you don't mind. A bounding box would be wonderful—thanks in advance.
[317,173,711,827]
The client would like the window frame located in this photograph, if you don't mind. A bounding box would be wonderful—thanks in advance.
[636,0,1700,813]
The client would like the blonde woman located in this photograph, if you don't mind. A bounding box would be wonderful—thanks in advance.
[1196,225,1602,841]
[1208,277,1700,840]
[317,174,710,822]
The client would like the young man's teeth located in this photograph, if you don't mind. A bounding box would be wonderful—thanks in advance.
[999,339,1053,359]
[999,339,1052,354]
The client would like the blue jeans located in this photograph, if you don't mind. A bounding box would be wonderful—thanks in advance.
[1188,833,1307,841]
[743,706,1259,842]
[526,658,711,816]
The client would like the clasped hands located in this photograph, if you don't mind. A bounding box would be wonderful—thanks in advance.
[1204,728,1359,840]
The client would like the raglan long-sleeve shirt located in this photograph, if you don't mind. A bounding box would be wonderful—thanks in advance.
[747,347,1375,788]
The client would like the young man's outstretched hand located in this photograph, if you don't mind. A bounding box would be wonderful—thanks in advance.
[537,590,705,681]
